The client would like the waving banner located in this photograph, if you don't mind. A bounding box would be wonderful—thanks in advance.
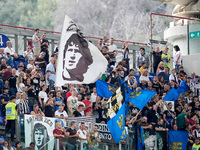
[55,15,107,85]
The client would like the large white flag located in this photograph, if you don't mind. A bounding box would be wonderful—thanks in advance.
[55,15,108,86]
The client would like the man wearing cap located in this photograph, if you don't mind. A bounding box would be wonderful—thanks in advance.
[5,95,18,142]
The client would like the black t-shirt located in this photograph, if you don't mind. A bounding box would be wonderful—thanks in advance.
[7,75,17,88]
[35,57,46,69]
[66,128,77,144]
[163,110,175,119]
[26,84,36,98]
[152,51,162,65]
[73,110,82,117]
[192,106,200,113]
[41,39,49,51]
[175,103,182,116]
[154,123,164,130]
[152,83,161,94]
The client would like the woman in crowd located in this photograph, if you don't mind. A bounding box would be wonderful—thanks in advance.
[139,69,149,89]
[38,85,48,110]
[122,41,129,59]
[173,45,182,73]
[14,141,22,150]
[31,104,45,117]
[44,91,55,117]
[156,61,164,75]
[16,76,25,93]
[3,140,13,150]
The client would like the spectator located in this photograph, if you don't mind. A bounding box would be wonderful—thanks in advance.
[17,92,29,116]
[161,47,171,69]
[53,122,65,150]
[139,69,149,89]
[40,33,49,63]
[24,142,35,150]
[90,87,97,104]
[31,104,45,117]
[14,141,22,150]
[54,90,65,111]
[15,65,24,77]
[169,68,178,83]
[3,66,12,80]
[44,91,55,117]
[192,138,200,149]
[0,87,10,116]
[125,75,137,90]
[102,36,108,46]
[46,57,55,88]
[139,62,147,74]
[27,58,35,71]
[67,88,78,116]
[96,38,103,50]
[107,70,120,85]
[145,81,156,91]
[32,28,43,57]
[3,140,13,150]
[177,110,189,130]
[77,122,89,146]
[154,118,168,131]
[163,102,176,129]
[55,105,68,120]
[156,61,164,75]
[54,41,59,55]
[141,116,152,129]
[137,47,149,69]
[65,121,79,150]
[152,76,161,94]
[38,85,47,110]
[16,76,25,93]
[82,93,92,116]
[72,105,84,117]
[173,45,182,73]
[150,45,168,73]
[124,69,135,81]
[160,83,170,97]
[107,38,118,65]
[88,125,101,149]
[35,52,46,75]
[23,45,34,62]
[25,78,37,111]
[7,69,17,95]
[4,41,18,66]
[5,96,17,142]
[122,41,129,59]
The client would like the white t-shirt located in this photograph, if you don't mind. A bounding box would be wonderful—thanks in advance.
[67,96,78,111]
[139,76,149,83]
[16,83,25,93]
[27,64,35,70]
[23,51,34,59]
[90,93,97,103]
[77,129,87,139]
[39,91,48,102]
[4,47,15,55]
[174,51,181,65]
[108,44,117,51]
[55,110,68,117]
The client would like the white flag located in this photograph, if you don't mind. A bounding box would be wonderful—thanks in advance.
[55,15,108,86]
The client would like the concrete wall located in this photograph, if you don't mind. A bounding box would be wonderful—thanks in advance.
[183,53,200,75]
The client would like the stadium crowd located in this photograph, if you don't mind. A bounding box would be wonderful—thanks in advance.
[0,29,200,149]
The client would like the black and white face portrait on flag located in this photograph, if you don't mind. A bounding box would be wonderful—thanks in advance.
[62,34,93,81]
[55,15,108,85]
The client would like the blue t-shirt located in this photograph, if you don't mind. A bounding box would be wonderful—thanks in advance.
[55,97,63,111]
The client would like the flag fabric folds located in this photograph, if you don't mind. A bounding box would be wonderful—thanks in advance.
[55,15,108,86]
[105,83,129,143]
[96,79,118,98]
[126,90,156,110]
[168,130,188,150]
[164,81,189,101]
[136,124,144,150]
[163,88,178,101]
